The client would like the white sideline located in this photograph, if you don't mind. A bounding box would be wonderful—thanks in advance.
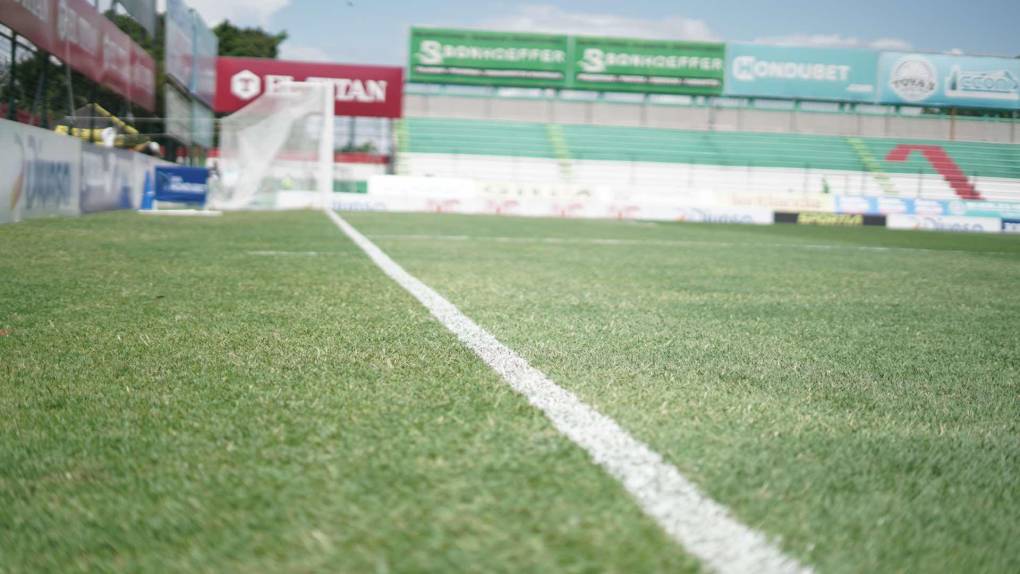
[324,210,811,574]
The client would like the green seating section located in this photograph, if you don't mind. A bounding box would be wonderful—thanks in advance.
[401,117,1020,180]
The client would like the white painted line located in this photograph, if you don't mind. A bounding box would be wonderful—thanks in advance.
[325,209,811,574]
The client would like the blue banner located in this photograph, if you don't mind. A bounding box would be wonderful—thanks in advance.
[154,166,209,204]
[724,44,878,102]
[835,196,1020,219]
[877,52,1020,110]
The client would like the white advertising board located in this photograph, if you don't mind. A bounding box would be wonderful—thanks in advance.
[1,119,168,225]
[887,214,1002,233]
[0,119,82,223]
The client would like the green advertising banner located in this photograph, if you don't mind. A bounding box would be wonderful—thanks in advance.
[408,27,726,95]
[408,27,570,88]
[571,36,725,95]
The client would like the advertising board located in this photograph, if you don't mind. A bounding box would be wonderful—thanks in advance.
[215,57,404,118]
[724,44,877,102]
[165,84,192,144]
[675,206,773,224]
[119,0,156,38]
[154,166,209,204]
[835,196,1020,220]
[877,52,1020,110]
[407,28,724,95]
[1002,219,1020,233]
[191,101,215,148]
[0,118,81,223]
[0,0,156,110]
[408,27,569,89]
[80,146,135,213]
[192,13,218,107]
[776,212,886,226]
[165,0,194,90]
[1,119,165,224]
[572,36,724,95]
[887,214,1001,233]
[835,195,963,216]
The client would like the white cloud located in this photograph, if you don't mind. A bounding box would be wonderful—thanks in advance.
[278,42,333,62]
[869,38,913,51]
[156,0,290,27]
[753,33,913,51]
[477,4,718,42]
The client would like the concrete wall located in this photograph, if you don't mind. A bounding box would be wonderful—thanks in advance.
[403,94,1019,144]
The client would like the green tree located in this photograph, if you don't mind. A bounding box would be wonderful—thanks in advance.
[214,20,287,58]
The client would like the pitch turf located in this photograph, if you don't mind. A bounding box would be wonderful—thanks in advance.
[2,210,1018,573]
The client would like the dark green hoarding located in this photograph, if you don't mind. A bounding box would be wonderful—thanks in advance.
[572,36,724,95]
[408,27,726,95]
[408,28,570,88]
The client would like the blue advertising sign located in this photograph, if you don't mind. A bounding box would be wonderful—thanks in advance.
[877,52,1020,110]
[834,196,962,216]
[154,166,209,204]
[835,196,1020,220]
[724,43,878,102]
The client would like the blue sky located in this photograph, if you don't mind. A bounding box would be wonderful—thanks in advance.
[177,0,1020,64]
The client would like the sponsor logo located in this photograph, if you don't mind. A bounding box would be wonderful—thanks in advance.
[914,217,987,232]
[678,208,756,225]
[945,66,1020,102]
[732,56,852,84]
[417,40,565,66]
[230,70,389,103]
[797,212,863,226]
[164,176,207,194]
[10,134,73,212]
[579,49,722,74]
[1001,219,1020,233]
[889,214,999,233]
[889,55,937,102]
[230,69,261,100]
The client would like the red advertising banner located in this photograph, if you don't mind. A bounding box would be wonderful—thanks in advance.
[0,0,156,111]
[215,57,404,118]
[0,0,54,51]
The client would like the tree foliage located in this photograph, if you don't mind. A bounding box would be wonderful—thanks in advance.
[214,20,287,59]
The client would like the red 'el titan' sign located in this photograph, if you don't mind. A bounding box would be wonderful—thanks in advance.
[886,144,982,200]
[215,57,404,118]
[0,0,156,111]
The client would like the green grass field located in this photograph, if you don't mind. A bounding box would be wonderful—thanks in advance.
[2,210,1018,573]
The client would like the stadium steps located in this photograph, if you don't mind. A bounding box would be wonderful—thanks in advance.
[395,119,410,154]
[847,137,898,195]
[545,124,574,180]
[401,117,1020,200]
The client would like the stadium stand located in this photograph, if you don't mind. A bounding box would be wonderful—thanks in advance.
[397,117,1020,203]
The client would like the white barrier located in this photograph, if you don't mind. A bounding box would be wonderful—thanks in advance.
[0,120,81,224]
[349,175,773,223]
[887,214,1002,233]
[1,119,167,225]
